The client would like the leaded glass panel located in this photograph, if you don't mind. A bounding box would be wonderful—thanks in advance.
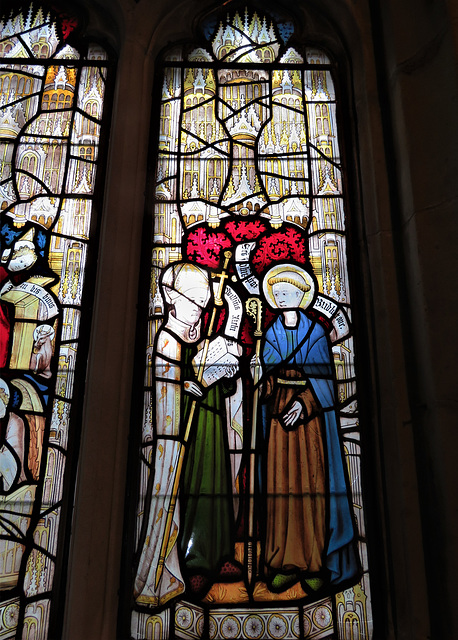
[130,7,372,640]
[0,4,111,638]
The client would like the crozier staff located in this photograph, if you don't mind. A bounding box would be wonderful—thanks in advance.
[134,261,241,606]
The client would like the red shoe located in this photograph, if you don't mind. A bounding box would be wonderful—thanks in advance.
[188,573,211,598]
[218,560,243,582]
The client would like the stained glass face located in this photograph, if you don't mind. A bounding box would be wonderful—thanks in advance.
[0,5,109,638]
[131,7,372,640]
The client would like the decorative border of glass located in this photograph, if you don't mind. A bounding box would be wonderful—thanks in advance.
[0,4,111,638]
[129,5,372,640]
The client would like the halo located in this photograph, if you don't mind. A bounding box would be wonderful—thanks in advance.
[33,324,55,342]
[262,264,315,310]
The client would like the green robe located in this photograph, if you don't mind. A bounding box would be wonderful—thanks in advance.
[180,345,234,573]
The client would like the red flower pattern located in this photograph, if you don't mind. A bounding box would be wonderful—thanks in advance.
[186,228,232,268]
[252,228,307,273]
[225,219,266,242]
[60,16,78,39]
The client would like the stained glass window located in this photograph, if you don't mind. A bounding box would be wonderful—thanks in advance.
[0,4,110,638]
[130,6,372,640]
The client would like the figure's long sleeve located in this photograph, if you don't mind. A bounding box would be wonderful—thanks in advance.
[302,326,361,585]
[134,329,185,605]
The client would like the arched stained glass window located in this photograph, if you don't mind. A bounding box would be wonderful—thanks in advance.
[0,3,111,637]
[128,4,373,640]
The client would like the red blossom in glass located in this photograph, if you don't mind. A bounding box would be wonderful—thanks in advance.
[52,6,78,39]
[185,228,232,268]
[225,219,266,242]
[252,228,307,273]
[60,16,78,39]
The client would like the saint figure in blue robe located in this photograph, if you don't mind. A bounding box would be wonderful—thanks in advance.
[257,264,360,593]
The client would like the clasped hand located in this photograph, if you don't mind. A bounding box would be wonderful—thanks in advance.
[184,361,238,397]
[250,354,262,380]
[184,380,203,397]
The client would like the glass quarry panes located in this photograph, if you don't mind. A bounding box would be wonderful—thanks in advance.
[0,5,110,638]
[131,6,372,640]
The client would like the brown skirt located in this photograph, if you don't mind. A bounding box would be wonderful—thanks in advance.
[264,375,326,573]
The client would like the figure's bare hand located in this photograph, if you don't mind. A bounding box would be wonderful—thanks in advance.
[250,354,262,380]
[223,364,238,378]
[184,380,203,397]
[282,400,303,427]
